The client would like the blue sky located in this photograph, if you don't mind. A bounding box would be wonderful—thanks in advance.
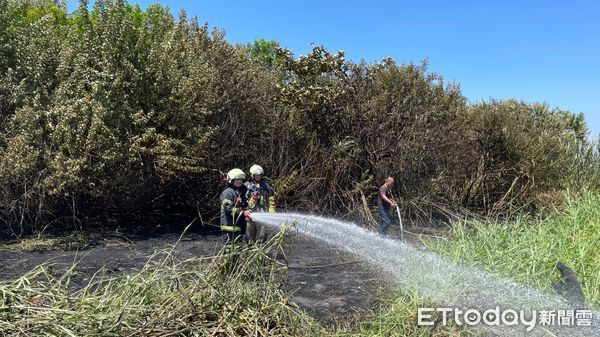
[68,1,600,136]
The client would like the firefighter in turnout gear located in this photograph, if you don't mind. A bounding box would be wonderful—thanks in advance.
[220,168,252,243]
[244,164,275,242]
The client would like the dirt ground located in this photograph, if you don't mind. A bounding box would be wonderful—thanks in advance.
[0,227,390,324]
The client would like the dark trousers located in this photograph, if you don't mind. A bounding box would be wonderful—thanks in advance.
[379,204,391,235]
[222,220,247,244]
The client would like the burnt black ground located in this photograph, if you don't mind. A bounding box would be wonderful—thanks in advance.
[0,228,390,324]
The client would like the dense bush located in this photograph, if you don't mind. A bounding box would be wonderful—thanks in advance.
[0,0,597,235]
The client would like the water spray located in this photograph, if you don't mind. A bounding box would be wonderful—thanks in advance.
[251,212,599,336]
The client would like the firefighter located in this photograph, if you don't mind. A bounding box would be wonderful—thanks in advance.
[245,164,275,242]
[220,168,252,244]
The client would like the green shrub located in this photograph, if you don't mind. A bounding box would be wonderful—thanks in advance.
[0,0,598,234]
[428,191,600,307]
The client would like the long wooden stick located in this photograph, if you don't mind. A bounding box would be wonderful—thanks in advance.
[396,205,404,241]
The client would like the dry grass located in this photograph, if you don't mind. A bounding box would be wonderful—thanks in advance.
[0,224,321,336]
